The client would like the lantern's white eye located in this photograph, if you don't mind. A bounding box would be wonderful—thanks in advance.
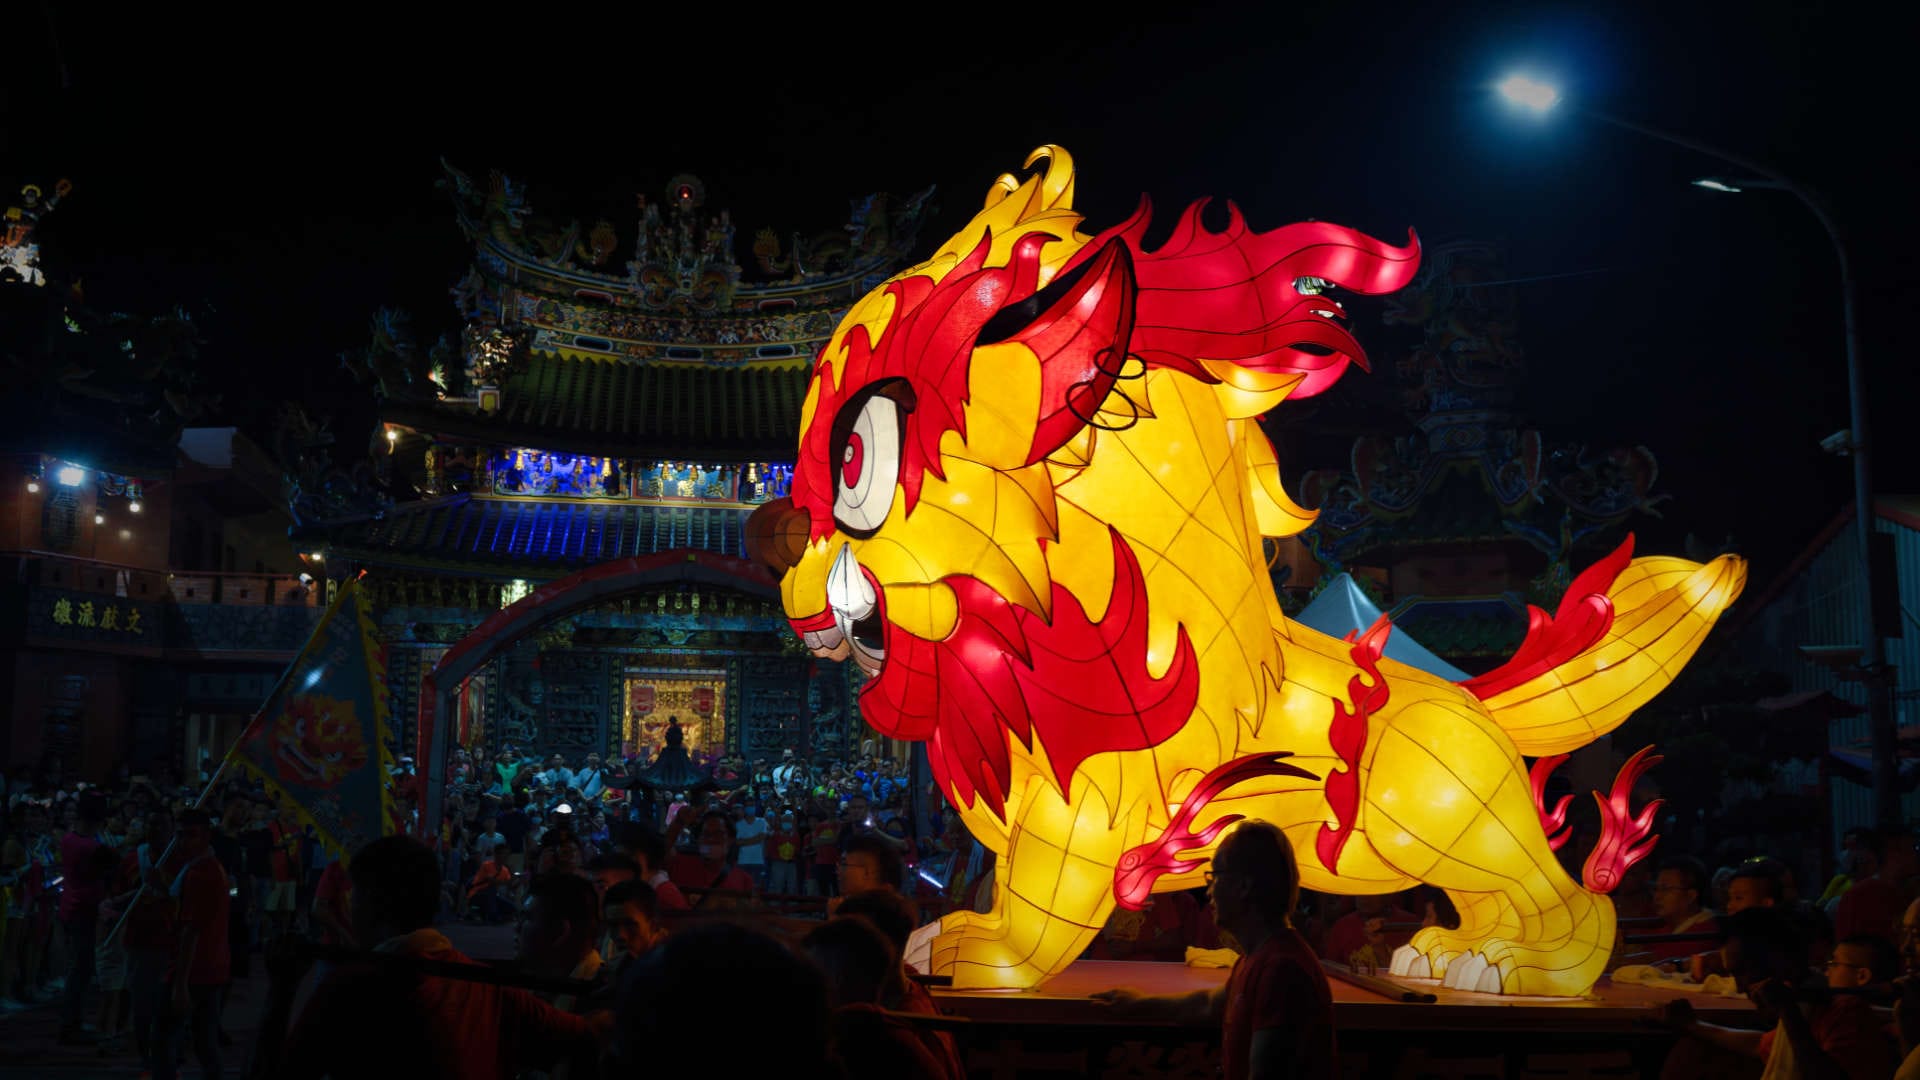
[832,382,910,537]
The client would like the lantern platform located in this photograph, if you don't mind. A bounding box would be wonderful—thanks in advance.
[931,960,1752,1077]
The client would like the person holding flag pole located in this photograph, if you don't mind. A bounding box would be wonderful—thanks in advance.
[100,575,399,1071]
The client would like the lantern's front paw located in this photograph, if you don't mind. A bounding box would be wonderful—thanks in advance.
[1388,926,1478,980]
[906,910,1049,990]
[1435,937,1605,997]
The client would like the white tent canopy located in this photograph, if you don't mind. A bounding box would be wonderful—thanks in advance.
[1294,574,1472,682]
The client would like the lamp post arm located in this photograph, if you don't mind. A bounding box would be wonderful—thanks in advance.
[1586,106,1892,827]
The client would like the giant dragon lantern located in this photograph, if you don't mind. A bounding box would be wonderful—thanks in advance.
[745,147,1745,996]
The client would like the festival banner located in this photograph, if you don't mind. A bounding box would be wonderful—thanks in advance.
[628,683,655,717]
[228,577,394,860]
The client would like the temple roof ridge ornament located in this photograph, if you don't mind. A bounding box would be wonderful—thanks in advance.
[2,178,71,287]
[437,159,937,315]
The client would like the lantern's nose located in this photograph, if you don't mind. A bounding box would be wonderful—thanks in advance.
[744,497,811,581]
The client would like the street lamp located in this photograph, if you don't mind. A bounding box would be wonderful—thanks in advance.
[1496,74,1562,113]
[1497,76,1897,830]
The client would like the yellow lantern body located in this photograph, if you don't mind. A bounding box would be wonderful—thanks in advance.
[750,147,1745,995]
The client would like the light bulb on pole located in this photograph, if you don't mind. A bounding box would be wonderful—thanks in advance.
[1496,74,1562,113]
[1496,74,1895,831]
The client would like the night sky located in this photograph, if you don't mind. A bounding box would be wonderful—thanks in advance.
[5,2,1914,585]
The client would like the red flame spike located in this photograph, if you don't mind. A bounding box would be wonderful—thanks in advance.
[1112,752,1319,910]
[1582,745,1664,894]
[1316,616,1392,874]
[1529,754,1575,852]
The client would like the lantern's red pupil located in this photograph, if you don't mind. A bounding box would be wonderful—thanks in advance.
[842,434,865,489]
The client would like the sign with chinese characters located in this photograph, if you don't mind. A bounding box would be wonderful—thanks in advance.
[27,588,161,652]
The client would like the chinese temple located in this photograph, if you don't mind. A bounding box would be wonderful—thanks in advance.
[1280,241,1670,671]
[292,165,937,768]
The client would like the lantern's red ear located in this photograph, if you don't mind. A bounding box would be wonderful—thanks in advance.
[977,238,1136,467]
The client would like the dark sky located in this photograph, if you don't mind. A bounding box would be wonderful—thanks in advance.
[5,2,1914,586]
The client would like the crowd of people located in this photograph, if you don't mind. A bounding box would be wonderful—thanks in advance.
[0,762,354,1077]
[435,740,977,923]
[12,747,1920,1078]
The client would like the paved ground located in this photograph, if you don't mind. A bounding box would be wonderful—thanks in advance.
[0,923,516,1078]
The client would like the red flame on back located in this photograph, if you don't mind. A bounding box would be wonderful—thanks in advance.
[1463,537,1634,702]
[1317,616,1392,874]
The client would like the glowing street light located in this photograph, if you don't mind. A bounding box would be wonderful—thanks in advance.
[56,465,85,486]
[1496,73,1562,113]
[129,500,143,514]
[1500,75,1895,831]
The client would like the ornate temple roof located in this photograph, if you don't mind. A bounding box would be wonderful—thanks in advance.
[439,161,936,364]
[382,353,810,461]
[301,167,933,578]
[326,495,751,577]
[355,165,934,461]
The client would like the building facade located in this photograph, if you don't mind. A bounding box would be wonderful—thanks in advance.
[295,165,937,770]
[1733,497,1920,844]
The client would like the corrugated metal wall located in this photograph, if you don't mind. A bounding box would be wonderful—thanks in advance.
[1740,511,1920,847]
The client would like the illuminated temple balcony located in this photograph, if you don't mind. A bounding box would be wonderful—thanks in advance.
[324,493,756,578]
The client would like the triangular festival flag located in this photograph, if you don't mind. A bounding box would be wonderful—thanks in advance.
[229,577,395,861]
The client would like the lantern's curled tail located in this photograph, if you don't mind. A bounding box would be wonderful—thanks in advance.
[1462,536,1746,758]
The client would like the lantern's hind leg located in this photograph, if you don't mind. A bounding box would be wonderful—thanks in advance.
[1391,891,1520,979]
[1366,702,1613,996]
[907,765,1147,990]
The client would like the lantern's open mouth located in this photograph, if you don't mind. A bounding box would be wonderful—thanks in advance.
[790,542,888,679]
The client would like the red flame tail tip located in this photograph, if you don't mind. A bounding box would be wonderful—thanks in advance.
[1582,745,1664,894]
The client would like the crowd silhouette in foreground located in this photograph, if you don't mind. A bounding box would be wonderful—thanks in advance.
[11,756,1920,1078]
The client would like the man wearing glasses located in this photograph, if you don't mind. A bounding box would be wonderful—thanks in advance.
[1646,856,1718,963]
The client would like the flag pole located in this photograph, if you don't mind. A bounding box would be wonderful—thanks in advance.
[102,579,357,947]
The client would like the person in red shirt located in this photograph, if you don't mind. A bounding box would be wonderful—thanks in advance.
[1835,827,1918,950]
[805,915,951,1078]
[310,859,354,947]
[767,810,803,896]
[836,888,966,1079]
[121,808,180,1071]
[57,793,110,1043]
[1662,919,1897,1079]
[276,835,603,1080]
[665,811,753,907]
[151,808,230,1080]
[808,810,841,897]
[1093,821,1337,1079]
[467,844,514,924]
[626,827,689,913]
